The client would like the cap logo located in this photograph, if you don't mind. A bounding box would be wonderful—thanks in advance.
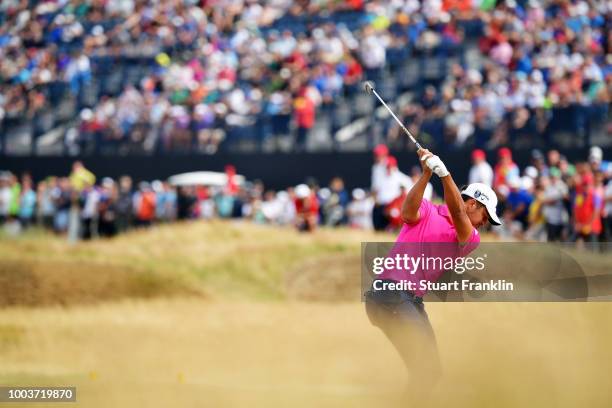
[474,190,489,202]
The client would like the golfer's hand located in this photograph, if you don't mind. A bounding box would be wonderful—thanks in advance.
[417,149,434,177]
[419,149,450,178]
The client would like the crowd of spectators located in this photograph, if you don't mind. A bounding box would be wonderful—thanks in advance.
[469,144,612,244]
[1,0,367,153]
[1,0,609,154]
[369,143,612,246]
[2,144,611,246]
[391,0,610,150]
[0,160,379,239]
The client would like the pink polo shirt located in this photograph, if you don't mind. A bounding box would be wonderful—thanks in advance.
[380,199,480,296]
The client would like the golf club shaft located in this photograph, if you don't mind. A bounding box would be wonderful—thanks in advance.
[370,88,422,150]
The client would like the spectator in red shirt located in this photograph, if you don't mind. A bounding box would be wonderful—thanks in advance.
[573,170,602,245]
[294,184,319,232]
[293,88,315,152]
[442,0,473,13]
[224,165,239,196]
[134,182,157,227]
[384,185,407,231]
[344,55,364,89]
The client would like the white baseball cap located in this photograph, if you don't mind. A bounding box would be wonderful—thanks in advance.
[589,146,603,163]
[461,183,502,226]
[295,184,311,199]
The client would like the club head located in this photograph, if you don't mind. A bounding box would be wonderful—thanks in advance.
[363,81,375,95]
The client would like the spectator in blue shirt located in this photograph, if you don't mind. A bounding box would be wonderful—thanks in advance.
[506,177,534,231]
[18,176,37,228]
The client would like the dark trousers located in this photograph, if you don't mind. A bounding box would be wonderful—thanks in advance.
[42,215,54,230]
[19,217,33,229]
[81,218,94,240]
[372,204,388,231]
[602,216,612,243]
[546,223,564,242]
[295,127,310,152]
[135,219,152,228]
[116,214,132,233]
[365,280,441,388]
[98,219,117,238]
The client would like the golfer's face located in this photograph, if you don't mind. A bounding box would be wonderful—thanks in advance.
[468,200,489,229]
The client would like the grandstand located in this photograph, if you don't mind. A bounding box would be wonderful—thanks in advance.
[1,0,609,156]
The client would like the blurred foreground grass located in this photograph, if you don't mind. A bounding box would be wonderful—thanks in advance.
[0,221,384,305]
[1,222,611,407]
[0,300,611,408]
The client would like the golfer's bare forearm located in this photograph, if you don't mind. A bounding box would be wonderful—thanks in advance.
[401,173,431,223]
[440,175,473,243]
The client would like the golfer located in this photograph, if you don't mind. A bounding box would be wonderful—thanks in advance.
[365,148,502,391]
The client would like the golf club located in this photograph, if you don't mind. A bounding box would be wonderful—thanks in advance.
[363,81,423,150]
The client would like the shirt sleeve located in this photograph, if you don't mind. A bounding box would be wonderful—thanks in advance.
[404,198,432,225]
[458,227,480,257]
[418,198,433,220]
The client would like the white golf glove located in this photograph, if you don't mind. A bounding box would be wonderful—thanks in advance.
[422,154,450,178]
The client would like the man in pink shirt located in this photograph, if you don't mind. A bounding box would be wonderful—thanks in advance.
[365,148,502,392]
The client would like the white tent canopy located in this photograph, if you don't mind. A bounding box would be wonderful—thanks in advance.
[167,171,245,187]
